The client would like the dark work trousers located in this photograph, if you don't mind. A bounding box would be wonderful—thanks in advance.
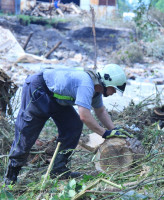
[9,73,83,167]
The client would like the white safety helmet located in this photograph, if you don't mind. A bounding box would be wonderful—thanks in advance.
[96,64,127,94]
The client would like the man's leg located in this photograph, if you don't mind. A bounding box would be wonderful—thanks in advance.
[5,113,47,184]
[5,74,50,184]
[9,110,48,166]
[51,104,83,178]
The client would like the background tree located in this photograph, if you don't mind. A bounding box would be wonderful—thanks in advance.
[117,0,132,15]
[155,0,164,12]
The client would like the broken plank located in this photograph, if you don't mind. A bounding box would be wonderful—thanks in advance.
[44,41,62,59]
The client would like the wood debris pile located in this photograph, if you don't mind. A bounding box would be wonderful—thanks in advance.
[0,69,18,154]
[0,116,14,155]
[28,137,57,165]
[22,2,84,17]
[0,69,18,115]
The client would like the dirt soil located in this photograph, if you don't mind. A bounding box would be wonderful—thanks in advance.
[0,14,163,93]
[0,15,133,60]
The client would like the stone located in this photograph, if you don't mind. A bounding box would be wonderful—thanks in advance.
[0,26,25,62]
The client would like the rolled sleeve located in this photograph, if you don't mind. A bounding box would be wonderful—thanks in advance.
[75,86,94,110]
[92,93,103,108]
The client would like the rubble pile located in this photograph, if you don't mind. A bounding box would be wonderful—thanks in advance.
[22,2,84,17]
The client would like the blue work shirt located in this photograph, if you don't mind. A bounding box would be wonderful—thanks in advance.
[43,68,103,110]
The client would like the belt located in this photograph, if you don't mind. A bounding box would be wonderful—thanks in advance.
[39,73,74,101]
[39,72,53,96]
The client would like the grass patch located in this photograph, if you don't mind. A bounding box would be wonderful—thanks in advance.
[110,42,144,65]
[18,15,68,27]
[145,36,164,60]
[0,94,163,199]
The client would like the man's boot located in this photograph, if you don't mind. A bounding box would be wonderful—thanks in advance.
[50,152,81,179]
[5,165,21,185]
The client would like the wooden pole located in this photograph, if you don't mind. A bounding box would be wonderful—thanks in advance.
[72,178,122,200]
[106,0,108,20]
[44,41,62,59]
[42,142,61,187]
[90,6,97,70]
[23,32,33,50]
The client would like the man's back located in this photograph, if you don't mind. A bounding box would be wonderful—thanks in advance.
[43,68,102,109]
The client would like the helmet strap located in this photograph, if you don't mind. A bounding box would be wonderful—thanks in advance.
[97,72,108,97]
[101,82,108,97]
[103,86,108,97]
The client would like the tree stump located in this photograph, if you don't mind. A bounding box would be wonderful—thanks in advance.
[95,137,145,173]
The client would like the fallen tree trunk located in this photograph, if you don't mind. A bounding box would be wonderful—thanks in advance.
[79,133,145,173]
[95,137,145,173]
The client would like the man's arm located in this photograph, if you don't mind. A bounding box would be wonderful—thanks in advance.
[94,106,115,130]
[78,106,105,136]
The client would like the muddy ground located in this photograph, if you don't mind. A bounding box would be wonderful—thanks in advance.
[0,14,164,88]
[0,15,133,62]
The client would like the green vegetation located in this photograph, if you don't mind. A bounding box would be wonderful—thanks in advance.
[145,36,164,60]
[117,0,132,14]
[18,15,67,27]
[117,0,164,14]
[0,93,163,199]
[107,0,164,65]
[111,42,144,65]
[154,0,164,13]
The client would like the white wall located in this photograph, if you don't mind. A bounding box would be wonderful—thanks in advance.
[80,0,90,11]
[92,5,116,19]
[80,1,116,18]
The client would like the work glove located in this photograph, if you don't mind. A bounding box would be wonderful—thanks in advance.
[102,128,134,139]
[115,127,134,138]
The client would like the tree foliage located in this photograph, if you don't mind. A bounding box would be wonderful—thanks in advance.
[155,0,164,12]
[117,0,132,14]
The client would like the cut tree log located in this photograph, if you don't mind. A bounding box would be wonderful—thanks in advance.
[69,3,81,14]
[23,2,82,17]
[95,137,145,173]
[79,133,145,173]
[56,8,64,17]
[79,133,105,153]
